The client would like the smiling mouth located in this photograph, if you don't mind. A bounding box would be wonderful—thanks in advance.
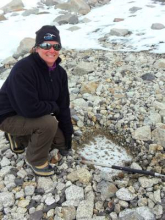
[47,55,55,58]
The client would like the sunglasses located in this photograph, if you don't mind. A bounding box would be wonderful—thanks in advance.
[38,43,61,51]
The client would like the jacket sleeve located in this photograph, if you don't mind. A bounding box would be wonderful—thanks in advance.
[7,65,59,118]
[56,69,73,139]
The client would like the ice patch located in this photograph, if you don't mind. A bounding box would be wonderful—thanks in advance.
[78,135,132,176]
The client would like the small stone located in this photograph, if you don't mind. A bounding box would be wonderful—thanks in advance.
[29,210,43,220]
[116,188,136,201]
[18,199,30,208]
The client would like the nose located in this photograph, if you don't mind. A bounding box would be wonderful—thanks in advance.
[49,46,59,53]
[49,46,55,52]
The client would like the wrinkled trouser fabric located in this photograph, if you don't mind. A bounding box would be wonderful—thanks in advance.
[0,115,65,166]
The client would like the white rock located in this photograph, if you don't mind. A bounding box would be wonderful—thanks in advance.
[138,177,160,188]
[116,188,136,201]
[45,196,56,205]
[153,189,161,203]
[0,157,10,167]
[65,185,84,201]
[37,177,54,193]
[0,192,14,208]
[24,185,35,196]
[76,200,94,219]
[17,199,30,208]
[0,166,11,178]
[133,126,151,141]
[119,206,155,220]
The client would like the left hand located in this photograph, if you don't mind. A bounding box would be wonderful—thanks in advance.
[65,136,72,150]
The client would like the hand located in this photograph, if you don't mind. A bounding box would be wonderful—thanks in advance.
[65,136,72,150]
[51,106,60,117]
[58,137,72,156]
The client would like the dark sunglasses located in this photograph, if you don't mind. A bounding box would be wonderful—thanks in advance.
[38,43,61,51]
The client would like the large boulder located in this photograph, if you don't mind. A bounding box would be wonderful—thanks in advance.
[54,13,79,25]
[22,8,39,16]
[1,0,24,14]
[13,38,35,59]
[56,0,90,15]
[41,0,67,6]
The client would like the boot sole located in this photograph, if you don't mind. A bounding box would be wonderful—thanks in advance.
[25,159,55,177]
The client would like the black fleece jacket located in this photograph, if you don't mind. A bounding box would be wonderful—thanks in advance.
[0,52,73,139]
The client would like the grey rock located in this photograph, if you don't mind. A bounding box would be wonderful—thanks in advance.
[119,207,155,220]
[76,200,94,219]
[133,126,151,141]
[61,206,76,220]
[22,8,39,16]
[37,177,54,193]
[2,56,17,66]
[138,177,160,188]
[0,192,15,208]
[54,13,78,25]
[0,166,11,178]
[74,62,95,75]
[13,37,35,59]
[130,162,142,170]
[141,73,155,81]
[67,168,92,184]
[119,211,144,220]
[0,14,7,21]
[56,0,90,15]
[0,69,10,80]
[1,0,24,14]
[152,124,165,148]
[72,98,88,108]
[151,23,165,30]
[153,189,161,203]
[25,185,35,196]
[116,188,136,201]
[97,181,118,199]
[129,7,142,13]
[110,28,131,36]
[65,184,84,201]
[41,0,58,6]
[67,26,81,31]
[154,59,165,69]
[153,204,163,216]
[29,210,43,220]
[0,157,10,167]
[113,18,124,22]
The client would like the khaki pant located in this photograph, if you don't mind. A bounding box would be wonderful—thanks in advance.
[0,115,65,166]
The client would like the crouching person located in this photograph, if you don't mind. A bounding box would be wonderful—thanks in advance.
[0,25,73,176]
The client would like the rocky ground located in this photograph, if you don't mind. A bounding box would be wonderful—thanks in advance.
[0,48,165,220]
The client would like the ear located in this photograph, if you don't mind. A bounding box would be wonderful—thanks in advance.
[35,47,39,53]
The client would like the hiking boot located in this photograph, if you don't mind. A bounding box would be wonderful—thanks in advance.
[5,132,25,154]
[25,159,55,177]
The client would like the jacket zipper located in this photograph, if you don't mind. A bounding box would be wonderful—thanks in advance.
[49,70,53,82]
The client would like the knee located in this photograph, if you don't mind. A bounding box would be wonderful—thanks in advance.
[39,115,58,137]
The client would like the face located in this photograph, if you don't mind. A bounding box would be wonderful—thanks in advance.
[36,41,60,67]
